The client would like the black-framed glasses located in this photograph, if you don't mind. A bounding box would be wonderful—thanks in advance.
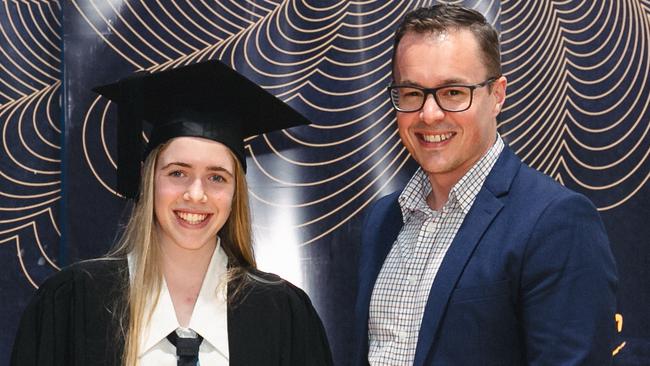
[387,77,497,113]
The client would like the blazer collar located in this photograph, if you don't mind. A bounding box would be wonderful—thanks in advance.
[413,146,521,366]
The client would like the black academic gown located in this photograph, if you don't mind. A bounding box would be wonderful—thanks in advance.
[10,259,333,366]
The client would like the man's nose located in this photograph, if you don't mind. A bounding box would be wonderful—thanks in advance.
[420,94,445,124]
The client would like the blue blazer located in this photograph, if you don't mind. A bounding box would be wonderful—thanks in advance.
[353,146,618,366]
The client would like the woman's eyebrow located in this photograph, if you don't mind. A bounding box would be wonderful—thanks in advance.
[161,162,233,176]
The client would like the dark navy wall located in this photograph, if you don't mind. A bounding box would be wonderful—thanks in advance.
[1,1,647,365]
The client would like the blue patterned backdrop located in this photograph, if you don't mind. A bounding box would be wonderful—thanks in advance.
[1,1,648,365]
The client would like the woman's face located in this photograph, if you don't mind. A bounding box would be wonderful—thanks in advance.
[153,137,236,254]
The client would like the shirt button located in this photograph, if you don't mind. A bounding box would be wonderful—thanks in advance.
[396,331,407,341]
[407,274,417,284]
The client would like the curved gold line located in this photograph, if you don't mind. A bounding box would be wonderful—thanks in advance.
[183,1,233,37]
[33,218,61,270]
[171,1,227,42]
[566,22,639,93]
[343,1,409,29]
[299,0,347,12]
[0,168,59,187]
[45,1,61,28]
[0,188,60,199]
[198,0,249,32]
[281,1,345,33]
[214,0,256,26]
[47,204,61,237]
[512,103,565,165]
[45,85,61,134]
[559,141,650,190]
[282,102,392,143]
[291,0,347,23]
[14,236,39,288]
[99,101,116,169]
[502,35,565,103]
[16,2,61,63]
[39,1,61,40]
[2,91,60,174]
[289,70,389,100]
[252,145,409,229]
[148,0,207,48]
[0,196,60,214]
[104,0,173,61]
[27,2,61,52]
[248,119,399,187]
[17,90,60,163]
[500,71,567,138]
[0,199,60,223]
[86,0,158,64]
[32,82,60,149]
[558,1,602,30]
[0,4,56,83]
[122,0,188,57]
[0,55,38,94]
[522,118,565,175]
[82,96,122,197]
[562,3,616,48]
[263,114,396,166]
[298,153,412,245]
[599,173,650,211]
[565,100,649,150]
[71,0,142,69]
[501,2,554,56]
[564,118,649,169]
[249,137,402,208]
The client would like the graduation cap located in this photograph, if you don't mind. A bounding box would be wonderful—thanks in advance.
[93,60,311,199]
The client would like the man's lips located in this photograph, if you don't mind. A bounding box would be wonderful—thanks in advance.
[417,132,455,143]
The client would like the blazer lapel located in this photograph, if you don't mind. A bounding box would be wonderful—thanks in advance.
[413,147,520,366]
[353,192,403,366]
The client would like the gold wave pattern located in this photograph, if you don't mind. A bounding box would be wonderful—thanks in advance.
[500,0,650,210]
[0,0,61,288]
[2,0,647,283]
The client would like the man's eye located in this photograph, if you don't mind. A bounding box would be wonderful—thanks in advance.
[401,89,423,98]
[442,88,467,97]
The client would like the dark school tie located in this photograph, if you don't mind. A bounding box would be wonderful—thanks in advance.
[167,331,204,366]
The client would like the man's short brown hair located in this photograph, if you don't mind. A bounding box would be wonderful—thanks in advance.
[392,4,501,79]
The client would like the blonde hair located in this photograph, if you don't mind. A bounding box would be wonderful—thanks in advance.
[109,143,255,366]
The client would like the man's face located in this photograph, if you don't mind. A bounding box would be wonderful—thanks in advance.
[393,29,506,188]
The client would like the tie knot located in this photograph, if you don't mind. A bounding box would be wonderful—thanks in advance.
[167,331,203,358]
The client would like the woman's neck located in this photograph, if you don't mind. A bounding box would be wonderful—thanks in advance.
[160,240,218,327]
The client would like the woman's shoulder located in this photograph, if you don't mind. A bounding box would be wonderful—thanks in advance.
[36,258,127,296]
[235,268,314,308]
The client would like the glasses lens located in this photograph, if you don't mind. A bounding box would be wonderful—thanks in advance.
[391,86,424,112]
[435,86,471,112]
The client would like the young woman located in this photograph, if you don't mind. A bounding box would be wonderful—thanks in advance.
[11,60,333,366]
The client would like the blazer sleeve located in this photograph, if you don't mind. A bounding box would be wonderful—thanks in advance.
[520,193,618,365]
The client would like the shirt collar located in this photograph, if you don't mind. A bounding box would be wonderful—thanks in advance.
[398,134,504,219]
[130,239,229,358]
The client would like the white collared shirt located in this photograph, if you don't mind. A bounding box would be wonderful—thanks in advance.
[368,135,504,365]
[127,241,229,365]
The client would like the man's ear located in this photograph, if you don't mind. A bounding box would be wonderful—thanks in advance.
[492,75,507,115]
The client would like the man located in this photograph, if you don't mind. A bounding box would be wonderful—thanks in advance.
[353,4,618,366]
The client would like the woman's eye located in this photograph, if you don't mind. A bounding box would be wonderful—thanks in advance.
[210,175,226,183]
[169,170,185,177]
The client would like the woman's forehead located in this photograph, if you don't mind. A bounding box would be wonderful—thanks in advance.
[157,137,235,168]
